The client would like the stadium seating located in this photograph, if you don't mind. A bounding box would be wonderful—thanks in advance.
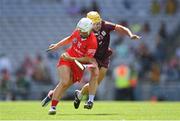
[0,0,180,100]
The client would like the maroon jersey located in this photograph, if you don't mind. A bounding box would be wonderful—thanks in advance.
[94,20,116,60]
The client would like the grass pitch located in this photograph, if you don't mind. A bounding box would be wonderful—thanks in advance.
[0,101,180,120]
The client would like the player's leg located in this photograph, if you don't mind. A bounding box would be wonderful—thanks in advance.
[79,54,110,98]
[42,68,70,107]
[74,67,107,109]
[84,67,107,109]
[84,66,99,109]
[82,67,107,95]
[49,65,73,115]
[81,67,107,96]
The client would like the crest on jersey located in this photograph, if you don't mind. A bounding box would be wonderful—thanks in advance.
[73,39,77,43]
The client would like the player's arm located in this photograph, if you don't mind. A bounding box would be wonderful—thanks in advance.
[61,53,98,70]
[61,52,97,64]
[47,30,78,51]
[75,36,98,64]
[62,38,97,64]
[115,24,141,40]
[73,56,96,64]
[47,36,73,51]
[54,36,73,48]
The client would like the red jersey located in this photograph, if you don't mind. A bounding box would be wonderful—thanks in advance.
[57,29,97,82]
[66,29,97,59]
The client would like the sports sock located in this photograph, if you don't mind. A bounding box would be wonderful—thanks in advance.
[88,95,95,102]
[51,100,59,108]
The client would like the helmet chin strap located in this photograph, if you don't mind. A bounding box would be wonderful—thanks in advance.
[80,35,88,40]
[80,31,90,40]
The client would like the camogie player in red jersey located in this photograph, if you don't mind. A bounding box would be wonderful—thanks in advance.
[73,11,141,109]
[41,18,98,115]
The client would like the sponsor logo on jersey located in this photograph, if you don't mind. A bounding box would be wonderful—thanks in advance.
[73,48,84,56]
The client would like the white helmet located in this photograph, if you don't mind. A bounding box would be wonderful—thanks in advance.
[77,17,93,33]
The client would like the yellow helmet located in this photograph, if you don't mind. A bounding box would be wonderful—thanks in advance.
[87,11,102,23]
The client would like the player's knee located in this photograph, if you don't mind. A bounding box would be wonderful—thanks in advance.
[97,80,101,85]
[90,67,99,76]
[92,69,99,77]
[61,80,71,88]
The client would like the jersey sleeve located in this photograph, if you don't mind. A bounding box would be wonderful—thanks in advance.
[69,29,78,39]
[105,21,116,32]
[85,34,97,58]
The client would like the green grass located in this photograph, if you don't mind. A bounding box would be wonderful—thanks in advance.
[0,101,180,120]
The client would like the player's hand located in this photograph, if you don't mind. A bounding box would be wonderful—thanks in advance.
[130,34,141,40]
[47,44,58,52]
[61,53,74,61]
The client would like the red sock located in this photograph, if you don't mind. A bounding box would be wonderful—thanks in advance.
[51,100,59,107]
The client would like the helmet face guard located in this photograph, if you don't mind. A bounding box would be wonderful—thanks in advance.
[77,18,93,39]
[79,30,90,39]
[92,21,102,32]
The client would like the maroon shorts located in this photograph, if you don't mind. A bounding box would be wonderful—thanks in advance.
[96,48,113,68]
[96,57,110,68]
[57,59,84,83]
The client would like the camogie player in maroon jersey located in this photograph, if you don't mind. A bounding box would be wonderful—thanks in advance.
[73,11,141,109]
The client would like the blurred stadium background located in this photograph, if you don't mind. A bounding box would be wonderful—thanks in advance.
[0,0,180,102]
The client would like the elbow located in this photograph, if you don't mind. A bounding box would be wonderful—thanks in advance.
[116,25,131,37]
